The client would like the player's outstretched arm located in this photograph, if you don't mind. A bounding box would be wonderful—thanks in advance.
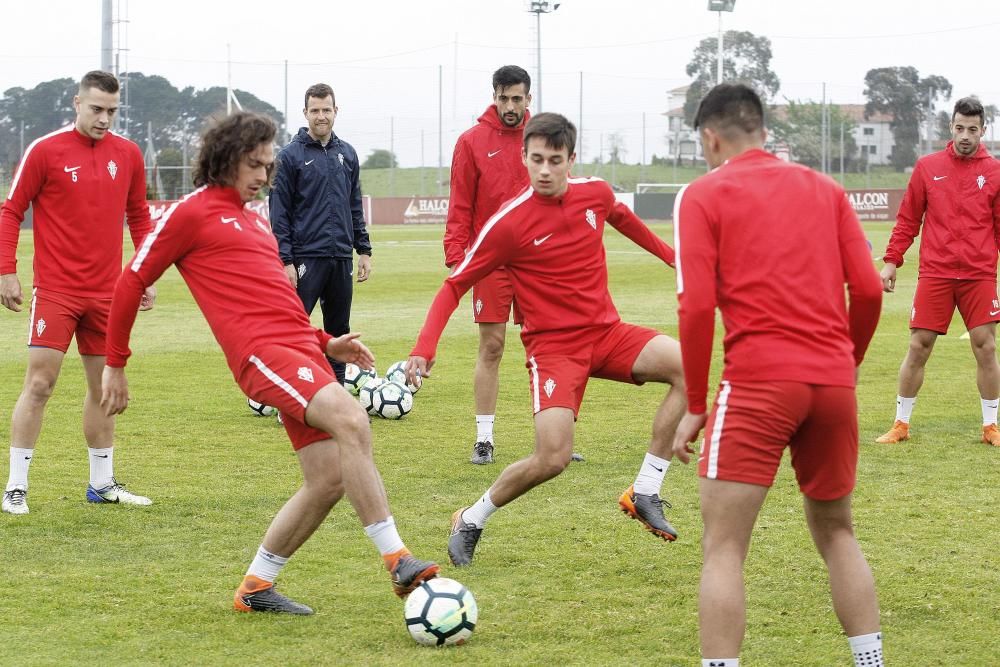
[325,332,375,370]
[101,366,131,416]
[0,273,23,312]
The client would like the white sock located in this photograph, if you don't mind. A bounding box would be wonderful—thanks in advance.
[475,415,495,443]
[702,659,739,666]
[246,545,289,583]
[88,447,114,489]
[633,453,670,495]
[849,631,883,667]
[6,447,34,491]
[461,489,498,528]
[364,516,405,556]
[894,396,916,423]
[981,398,999,425]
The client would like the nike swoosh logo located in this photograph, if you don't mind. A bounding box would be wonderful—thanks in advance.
[221,216,238,223]
[64,165,81,172]
[488,150,502,158]
[991,310,1000,316]
[305,159,314,166]
[933,175,947,181]
[649,464,664,473]
[95,454,109,459]
[533,234,553,246]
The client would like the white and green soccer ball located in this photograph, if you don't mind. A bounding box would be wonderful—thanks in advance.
[370,380,414,420]
[404,577,478,647]
[344,363,378,396]
[385,360,422,394]
[247,397,278,417]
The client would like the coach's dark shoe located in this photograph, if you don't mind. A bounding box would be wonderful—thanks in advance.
[470,441,494,465]
[233,576,313,615]
[619,485,678,542]
[448,507,483,566]
[388,551,440,598]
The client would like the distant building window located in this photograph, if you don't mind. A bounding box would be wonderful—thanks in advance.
[863,127,875,136]
[865,145,878,155]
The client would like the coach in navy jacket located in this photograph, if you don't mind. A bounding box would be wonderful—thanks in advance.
[269,83,372,384]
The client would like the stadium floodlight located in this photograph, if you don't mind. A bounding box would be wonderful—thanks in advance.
[529,1,560,112]
[707,0,736,85]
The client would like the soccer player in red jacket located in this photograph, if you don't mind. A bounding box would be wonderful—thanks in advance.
[0,71,155,515]
[876,96,1000,447]
[671,84,884,667]
[444,65,533,465]
[408,112,687,566]
[100,112,438,615]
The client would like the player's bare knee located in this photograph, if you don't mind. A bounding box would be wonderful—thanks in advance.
[22,373,57,404]
[477,337,505,365]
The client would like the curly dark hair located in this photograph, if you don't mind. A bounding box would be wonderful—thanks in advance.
[193,111,276,188]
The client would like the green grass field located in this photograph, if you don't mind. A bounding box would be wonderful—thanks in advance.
[1,223,997,666]
[358,163,911,197]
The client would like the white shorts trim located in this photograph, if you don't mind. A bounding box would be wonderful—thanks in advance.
[248,354,309,408]
[705,380,732,479]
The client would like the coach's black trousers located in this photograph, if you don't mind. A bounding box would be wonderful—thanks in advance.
[294,257,354,385]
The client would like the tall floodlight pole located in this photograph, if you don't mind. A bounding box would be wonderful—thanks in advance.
[707,1,736,85]
[528,1,560,113]
[101,0,113,72]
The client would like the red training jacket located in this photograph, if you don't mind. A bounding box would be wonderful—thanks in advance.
[105,186,332,378]
[0,125,152,297]
[884,141,1000,280]
[675,149,883,414]
[413,177,674,362]
[442,105,530,268]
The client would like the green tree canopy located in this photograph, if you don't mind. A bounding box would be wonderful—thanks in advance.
[768,101,858,170]
[361,148,398,169]
[863,66,951,170]
[683,30,781,127]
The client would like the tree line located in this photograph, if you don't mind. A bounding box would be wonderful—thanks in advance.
[683,30,997,172]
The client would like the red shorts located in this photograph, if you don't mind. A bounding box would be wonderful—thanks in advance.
[27,289,110,355]
[471,268,520,324]
[524,322,660,416]
[237,343,337,450]
[910,277,1000,334]
[699,381,858,500]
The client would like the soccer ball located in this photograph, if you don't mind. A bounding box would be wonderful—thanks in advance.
[247,397,277,417]
[358,382,379,415]
[404,578,477,647]
[344,362,378,396]
[371,381,413,420]
[385,360,422,394]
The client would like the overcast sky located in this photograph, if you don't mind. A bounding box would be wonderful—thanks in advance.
[3,0,998,167]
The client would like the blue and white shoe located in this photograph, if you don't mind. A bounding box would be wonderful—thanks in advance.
[86,478,152,506]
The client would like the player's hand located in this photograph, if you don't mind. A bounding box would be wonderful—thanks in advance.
[0,273,23,312]
[880,263,897,293]
[672,411,707,464]
[139,285,157,311]
[326,332,374,369]
[406,356,433,385]
[357,254,372,283]
[100,365,131,416]
[284,264,298,288]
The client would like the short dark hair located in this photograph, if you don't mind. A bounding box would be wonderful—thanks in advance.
[523,112,576,154]
[79,70,119,95]
[193,112,276,188]
[304,83,335,109]
[693,83,765,137]
[492,65,531,94]
[952,96,985,125]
